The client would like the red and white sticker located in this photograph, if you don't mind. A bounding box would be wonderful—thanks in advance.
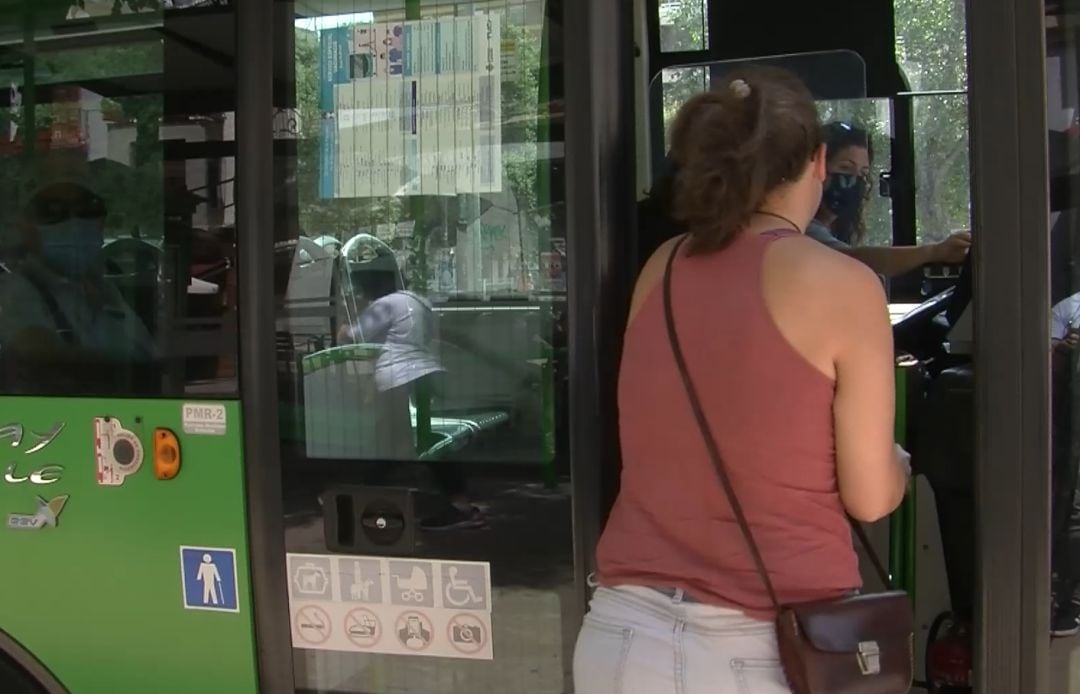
[446,613,487,655]
[294,605,332,645]
[395,611,434,652]
[344,608,382,648]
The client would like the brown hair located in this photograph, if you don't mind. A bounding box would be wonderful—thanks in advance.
[669,66,822,253]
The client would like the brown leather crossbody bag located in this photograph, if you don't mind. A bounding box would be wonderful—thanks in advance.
[661,238,914,694]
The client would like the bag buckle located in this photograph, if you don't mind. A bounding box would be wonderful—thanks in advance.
[857,641,881,676]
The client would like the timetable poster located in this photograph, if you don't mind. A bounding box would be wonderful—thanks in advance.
[318,14,502,199]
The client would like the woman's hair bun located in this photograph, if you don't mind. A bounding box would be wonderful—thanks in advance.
[668,66,822,253]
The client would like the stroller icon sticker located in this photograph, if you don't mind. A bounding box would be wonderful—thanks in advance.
[389,561,434,607]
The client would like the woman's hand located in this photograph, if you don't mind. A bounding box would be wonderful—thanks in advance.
[930,231,972,264]
[894,443,912,479]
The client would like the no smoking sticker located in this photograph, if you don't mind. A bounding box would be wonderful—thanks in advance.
[344,608,382,648]
[294,605,332,645]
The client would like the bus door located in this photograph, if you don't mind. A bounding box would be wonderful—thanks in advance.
[643,48,978,690]
[271,2,579,692]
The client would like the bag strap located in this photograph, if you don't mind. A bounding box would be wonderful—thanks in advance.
[660,236,894,608]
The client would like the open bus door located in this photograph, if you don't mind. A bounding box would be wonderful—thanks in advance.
[641,51,973,688]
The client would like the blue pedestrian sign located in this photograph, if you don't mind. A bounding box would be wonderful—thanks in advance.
[180,546,240,613]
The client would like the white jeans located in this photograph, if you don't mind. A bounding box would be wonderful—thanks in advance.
[573,586,792,694]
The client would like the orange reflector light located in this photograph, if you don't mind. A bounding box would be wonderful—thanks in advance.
[154,428,181,480]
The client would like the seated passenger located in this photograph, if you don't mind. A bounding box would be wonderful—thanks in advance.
[0,170,155,390]
[576,68,908,694]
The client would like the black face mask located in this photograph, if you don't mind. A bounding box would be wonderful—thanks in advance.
[822,173,869,218]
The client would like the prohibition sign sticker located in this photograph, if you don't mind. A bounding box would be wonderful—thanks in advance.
[446,613,487,655]
[344,607,382,648]
[395,611,434,652]
[294,605,332,645]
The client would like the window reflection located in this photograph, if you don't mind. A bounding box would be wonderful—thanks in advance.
[0,6,240,397]
[283,6,564,466]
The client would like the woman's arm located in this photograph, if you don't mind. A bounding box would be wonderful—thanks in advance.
[338,296,396,344]
[847,231,971,277]
[830,260,909,522]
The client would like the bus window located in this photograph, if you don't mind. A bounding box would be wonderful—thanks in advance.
[0,5,239,398]
[659,65,707,139]
[910,93,971,248]
[658,0,708,53]
[816,99,894,248]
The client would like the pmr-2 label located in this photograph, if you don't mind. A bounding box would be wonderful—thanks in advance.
[182,403,227,436]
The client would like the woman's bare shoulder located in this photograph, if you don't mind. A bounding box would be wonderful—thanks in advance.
[628,235,686,321]
[771,234,885,298]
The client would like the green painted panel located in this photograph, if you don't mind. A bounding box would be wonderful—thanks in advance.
[0,397,258,694]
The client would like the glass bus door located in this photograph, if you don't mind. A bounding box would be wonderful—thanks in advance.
[272,2,577,692]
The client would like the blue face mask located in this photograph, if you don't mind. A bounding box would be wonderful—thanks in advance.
[822,173,869,218]
[39,219,104,279]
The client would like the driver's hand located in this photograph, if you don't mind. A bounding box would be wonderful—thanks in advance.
[336,323,354,344]
[931,231,972,264]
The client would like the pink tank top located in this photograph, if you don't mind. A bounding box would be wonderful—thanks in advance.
[596,229,860,617]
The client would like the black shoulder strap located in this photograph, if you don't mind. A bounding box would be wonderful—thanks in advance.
[661,237,893,609]
[22,271,77,346]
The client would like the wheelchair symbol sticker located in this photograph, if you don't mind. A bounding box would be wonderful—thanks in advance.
[447,613,487,655]
[388,561,434,607]
[440,563,488,610]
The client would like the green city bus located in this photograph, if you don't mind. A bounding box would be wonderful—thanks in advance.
[0,0,1071,693]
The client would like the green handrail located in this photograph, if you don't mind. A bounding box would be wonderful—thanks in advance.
[890,359,918,597]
